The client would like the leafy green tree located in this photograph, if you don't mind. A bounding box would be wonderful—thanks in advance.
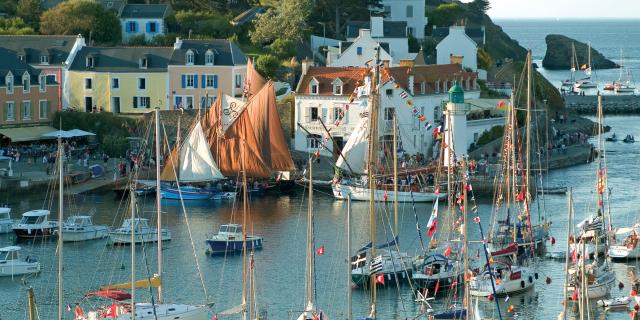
[466,0,490,23]
[16,0,42,29]
[255,54,280,79]
[427,3,465,27]
[0,0,17,16]
[0,17,35,35]
[250,0,311,45]
[270,38,295,59]
[40,0,121,44]
[309,0,383,39]
[477,48,493,70]
[171,10,233,39]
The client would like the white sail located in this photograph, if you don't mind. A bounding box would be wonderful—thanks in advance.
[337,116,369,174]
[179,122,224,182]
[221,94,247,132]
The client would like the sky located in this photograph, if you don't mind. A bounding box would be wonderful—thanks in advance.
[470,0,640,19]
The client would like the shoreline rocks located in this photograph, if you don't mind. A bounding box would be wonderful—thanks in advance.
[543,34,619,70]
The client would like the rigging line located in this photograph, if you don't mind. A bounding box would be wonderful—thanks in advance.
[161,122,210,302]
[140,232,159,320]
[378,208,409,315]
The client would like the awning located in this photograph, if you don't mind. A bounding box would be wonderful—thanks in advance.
[0,126,57,142]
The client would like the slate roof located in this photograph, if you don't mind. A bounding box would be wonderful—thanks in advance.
[0,48,56,87]
[69,47,174,72]
[346,21,408,39]
[0,35,76,66]
[432,26,485,45]
[120,4,170,19]
[388,64,477,95]
[169,39,246,66]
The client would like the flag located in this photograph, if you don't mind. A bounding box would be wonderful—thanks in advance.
[571,249,577,263]
[383,191,388,202]
[351,252,367,269]
[465,184,473,191]
[434,279,441,295]
[105,303,118,317]
[399,91,409,99]
[497,100,508,110]
[426,206,438,237]
[418,115,426,121]
[369,255,383,274]
[315,245,325,255]
[571,289,579,300]
[406,100,413,106]
[444,245,452,257]
[66,304,71,312]
[516,191,524,202]
[75,305,84,318]
[505,295,510,302]
[432,126,442,134]
[550,236,556,245]
[425,122,432,130]
[473,216,480,223]
[376,273,385,285]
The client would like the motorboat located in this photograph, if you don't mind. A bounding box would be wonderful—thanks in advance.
[606,133,618,142]
[597,296,631,310]
[469,261,536,297]
[205,224,263,254]
[56,216,109,242]
[604,83,616,91]
[566,262,615,299]
[412,253,464,290]
[623,134,635,143]
[0,246,40,277]
[333,182,443,202]
[608,226,640,260]
[108,218,171,245]
[12,209,57,239]
[0,207,14,233]
[351,248,413,286]
[160,185,236,201]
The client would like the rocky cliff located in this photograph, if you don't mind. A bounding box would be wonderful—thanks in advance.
[542,34,619,70]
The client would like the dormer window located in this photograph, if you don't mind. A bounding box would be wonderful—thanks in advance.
[331,78,343,95]
[6,74,13,94]
[39,74,46,92]
[139,57,148,69]
[18,55,24,61]
[186,50,194,65]
[435,80,440,94]
[22,73,30,93]
[420,81,426,94]
[86,56,94,68]
[309,78,319,95]
[205,50,214,66]
[40,55,49,65]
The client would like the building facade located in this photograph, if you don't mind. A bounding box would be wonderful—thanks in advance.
[120,4,171,42]
[436,26,478,71]
[381,0,426,38]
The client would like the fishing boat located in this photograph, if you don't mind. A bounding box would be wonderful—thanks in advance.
[109,218,171,245]
[0,246,40,277]
[608,226,640,260]
[606,133,618,142]
[412,253,463,290]
[332,180,442,202]
[56,215,109,242]
[12,209,57,239]
[205,224,262,254]
[0,207,13,233]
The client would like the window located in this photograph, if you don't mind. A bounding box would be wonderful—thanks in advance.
[307,134,321,148]
[186,50,194,65]
[40,55,49,64]
[420,81,426,94]
[18,55,24,61]
[5,102,15,121]
[186,74,195,88]
[333,107,345,123]
[207,96,215,107]
[435,80,440,93]
[310,82,318,95]
[235,74,242,88]
[474,132,479,142]
[127,21,137,33]
[86,57,94,68]
[84,78,92,90]
[112,78,119,89]
[138,78,146,90]
[408,27,415,37]
[39,100,49,119]
[205,75,218,88]
[333,84,342,95]
[310,107,319,121]
[22,75,29,92]
[383,5,391,14]
[139,58,148,69]
[133,96,151,108]
[39,75,46,92]
[148,22,157,33]
[22,101,31,120]
[384,108,395,121]
[356,47,363,55]
[6,75,13,94]
[205,50,214,65]
[406,5,413,18]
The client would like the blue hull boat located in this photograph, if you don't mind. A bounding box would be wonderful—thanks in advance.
[206,224,263,254]
[161,186,237,201]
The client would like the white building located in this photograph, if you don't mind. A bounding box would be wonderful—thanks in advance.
[381,0,426,38]
[120,4,171,42]
[436,26,478,71]
[294,60,480,160]
[328,29,395,67]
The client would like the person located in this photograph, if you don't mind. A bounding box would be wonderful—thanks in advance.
[103,152,109,164]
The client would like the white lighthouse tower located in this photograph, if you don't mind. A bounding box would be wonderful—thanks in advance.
[444,81,469,167]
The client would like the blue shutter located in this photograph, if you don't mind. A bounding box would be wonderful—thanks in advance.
[357,47,363,55]
[193,75,198,88]
[146,22,151,33]
[214,75,218,89]
[133,22,138,32]
[181,75,186,88]
[126,22,131,33]
[201,75,206,88]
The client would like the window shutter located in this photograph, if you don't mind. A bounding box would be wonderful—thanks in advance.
[133,22,138,32]
[181,75,186,88]
[321,108,327,122]
[194,75,198,88]
[343,108,349,124]
[304,106,310,122]
[213,75,218,88]
[145,97,150,108]
[133,97,137,108]
[201,75,206,88]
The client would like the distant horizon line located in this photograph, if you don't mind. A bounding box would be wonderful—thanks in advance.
[491,16,640,20]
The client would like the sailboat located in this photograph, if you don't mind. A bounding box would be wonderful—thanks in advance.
[82,108,210,319]
[561,43,578,87]
[614,49,636,93]
[575,42,597,89]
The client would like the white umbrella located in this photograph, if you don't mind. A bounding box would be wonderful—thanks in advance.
[67,129,96,137]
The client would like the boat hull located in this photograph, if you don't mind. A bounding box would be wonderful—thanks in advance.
[609,245,640,260]
[0,221,12,234]
[352,268,412,286]
[13,227,55,239]
[470,267,536,297]
[206,237,263,254]
[93,303,209,320]
[0,261,40,277]
[58,227,110,242]
[109,231,172,245]
[333,184,442,202]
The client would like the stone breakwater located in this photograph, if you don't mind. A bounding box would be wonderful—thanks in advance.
[565,94,640,114]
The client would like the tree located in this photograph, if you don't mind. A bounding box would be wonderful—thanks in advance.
[426,3,465,27]
[466,0,490,23]
[270,38,296,59]
[250,0,311,45]
[172,10,233,39]
[255,54,280,79]
[40,0,121,44]
[126,34,147,46]
[309,0,383,39]
[16,0,42,30]
[0,17,35,35]
[477,48,493,70]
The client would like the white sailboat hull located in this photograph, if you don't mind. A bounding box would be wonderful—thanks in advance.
[109,230,172,245]
[470,267,536,297]
[332,184,442,202]
[609,245,640,259]
[0,220,12,234]
[85,303,209,319]
[57,226,110,242]
[569,242,604,257]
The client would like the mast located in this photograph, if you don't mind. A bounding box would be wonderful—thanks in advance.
[462,159,471,318]
[346,194,352,320]
[307,157,314,308]
[393,114,398,236]
[367,45,381,319]
[130,182,137,318]
[155,107,163,304]
[27,287,38,320]
[241,141,248,320]
[57,134,63,320]
[561,190,573,320]
[526,50,532,202]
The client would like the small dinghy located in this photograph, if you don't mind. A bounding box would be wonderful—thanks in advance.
[597,296,631,310]
[546,251,566,260]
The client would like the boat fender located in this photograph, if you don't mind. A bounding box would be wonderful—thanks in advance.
[529,276,533,283]
[534,273,539,280]
[521,280,525,288]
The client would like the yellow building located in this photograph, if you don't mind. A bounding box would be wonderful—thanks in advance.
[66,47,173,113]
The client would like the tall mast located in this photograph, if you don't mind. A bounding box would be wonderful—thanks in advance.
[307,157,314,307]
[526,50,532,199]
[462,159,470,318]
[27,287,38,320]
[241,141,248,320]
[155,107,163,304]
[346,194,352,320]
[130,183,137,318]
[57,134,63,320]
[393,114,398,236]
[561,190,573,320]
[367,45,381,318]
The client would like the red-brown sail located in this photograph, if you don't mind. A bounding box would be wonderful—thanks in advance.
[264,83,296,171]
[245,58,266,98]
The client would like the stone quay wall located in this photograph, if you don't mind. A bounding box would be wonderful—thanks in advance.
[565,94,640,114]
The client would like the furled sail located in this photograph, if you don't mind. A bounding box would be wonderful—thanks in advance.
[336,115,369,174]
[101,275,161,290]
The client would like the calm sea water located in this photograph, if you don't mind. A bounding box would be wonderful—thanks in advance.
[0,115,639,319]
[497,19,640,93]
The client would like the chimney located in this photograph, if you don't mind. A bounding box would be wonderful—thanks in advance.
[359,29,371,39]
[371,16,384,38]
[301,58,314,76]
[174,37,183,50]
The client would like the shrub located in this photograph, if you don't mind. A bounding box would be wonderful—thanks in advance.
[255,54,280,79]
